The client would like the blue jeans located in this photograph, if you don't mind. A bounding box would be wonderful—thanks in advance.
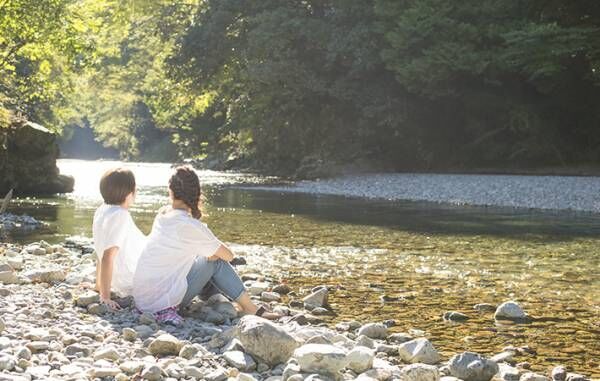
[181,257,246,307]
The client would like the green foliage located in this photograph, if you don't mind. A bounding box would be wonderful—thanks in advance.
[3,0,600,171]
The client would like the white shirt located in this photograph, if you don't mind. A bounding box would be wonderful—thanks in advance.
[132,207,222,313]
[92,204,146,297]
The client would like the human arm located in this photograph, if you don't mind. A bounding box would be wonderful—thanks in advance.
[207,244,234,262]
[98,247,121,310]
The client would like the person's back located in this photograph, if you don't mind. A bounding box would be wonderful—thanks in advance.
[91,168,146,309]
[133,206,222,313]
[92,203,145,296]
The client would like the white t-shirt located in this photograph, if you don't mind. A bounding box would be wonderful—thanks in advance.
[92,204,146,297]
[132,207,222,312]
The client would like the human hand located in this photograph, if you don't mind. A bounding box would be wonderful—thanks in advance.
[100,297,122,310]
[207,254,219,261]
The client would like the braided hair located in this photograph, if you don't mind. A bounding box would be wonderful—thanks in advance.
[168,165,202,219]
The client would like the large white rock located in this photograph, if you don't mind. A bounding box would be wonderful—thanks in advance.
[148,334,183,356]
[400,363,440,381]
[235,315,300,366]
[397,338,441,364]
[223,350,257,372]
[494,301,527,320]
[447,352,499,381]
[293,344,347,375]
[346,346,374,373]
[302,288,328,308]
[357,323,388,340]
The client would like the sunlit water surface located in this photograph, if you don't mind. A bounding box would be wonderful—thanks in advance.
[4,159,600,376]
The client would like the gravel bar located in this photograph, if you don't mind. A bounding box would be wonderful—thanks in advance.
[246,173,600,212]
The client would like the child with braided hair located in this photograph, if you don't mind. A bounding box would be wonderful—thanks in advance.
[132,165,279,324]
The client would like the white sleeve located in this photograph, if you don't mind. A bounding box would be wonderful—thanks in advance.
[100,210,129,253]
[177,220,223,258]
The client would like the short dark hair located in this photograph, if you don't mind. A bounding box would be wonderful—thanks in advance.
[99,168,136,205]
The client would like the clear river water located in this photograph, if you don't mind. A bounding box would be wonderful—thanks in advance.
[4,159,600,377]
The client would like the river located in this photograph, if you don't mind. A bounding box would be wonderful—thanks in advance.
[5,159,600,376]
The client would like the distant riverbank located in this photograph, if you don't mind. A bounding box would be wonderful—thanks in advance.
[242,173,600,213]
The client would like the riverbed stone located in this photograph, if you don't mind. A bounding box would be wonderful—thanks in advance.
[357,323,388,340]
[76,291,100,307]
[346,346,374,373]
[92,367,121,378]
[223,350,257,372]
[443,311,469,321]
[400,363,440,381]
[0,317,4,333]
[148,334,182,356]
[262,291,282,302]
[235,315,300,365]
[94,347,121,361]
[521,373,550,381]
[141,365,163,380]
[0,270,20,284]
[398,338,441,364]
[122,327,138,341]
[293,343,347,375]
[498,363,520,381]
[387,332,412,343]
[551,366,567,381]
[303,288,328,309]
[120,361,145,374]
[494,301,527,320]
[447,352,499,381]
[23,268,66,283]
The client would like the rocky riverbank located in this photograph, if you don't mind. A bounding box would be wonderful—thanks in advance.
[245,174,600,213]
[0,239,594,381]
[0,214,44,233]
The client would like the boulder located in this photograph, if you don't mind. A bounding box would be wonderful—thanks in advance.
[293,344,347,375]
[398,338,441,364]
[357,323,388,340]
[494,301,527,321]
[447,352,499,381]
[346,346,374,373]
[235,315,300,365]
[303,288,328,309]
[148,334,183,356]
[400,363,440,381]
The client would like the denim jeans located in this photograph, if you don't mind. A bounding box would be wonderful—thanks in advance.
[180,256,246,307]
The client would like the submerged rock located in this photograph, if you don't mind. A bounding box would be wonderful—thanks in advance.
[443,311,469,322]
[494,301,528,321]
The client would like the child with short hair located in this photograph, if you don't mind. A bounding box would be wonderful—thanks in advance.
[92,168,146,310]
